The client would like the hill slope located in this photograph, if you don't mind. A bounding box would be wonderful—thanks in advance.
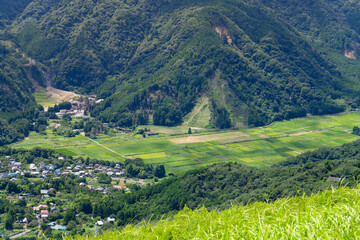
[0,42,35,114]
[69,186,360,239]
[10,0,360,127]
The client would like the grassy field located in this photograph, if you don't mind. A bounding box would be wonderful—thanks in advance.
[12,112,360,173]
[34,88,57,109]
[67,185,360,239]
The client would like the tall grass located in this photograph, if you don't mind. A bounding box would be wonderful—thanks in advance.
[69,186,360,239]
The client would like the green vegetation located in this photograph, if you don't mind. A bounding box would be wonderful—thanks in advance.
[8,0,360,128]
[54,138,360,229]
[68,185,360,239]
[33,88,57,109]
[12,113,360,173]
[0,42,35,113]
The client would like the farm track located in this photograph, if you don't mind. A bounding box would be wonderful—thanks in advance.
[84,136,127,159]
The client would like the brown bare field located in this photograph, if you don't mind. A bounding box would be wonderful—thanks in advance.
[169,131,252,144]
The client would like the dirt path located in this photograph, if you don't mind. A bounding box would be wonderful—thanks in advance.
[84,136,127,158]
[10,229,31,239]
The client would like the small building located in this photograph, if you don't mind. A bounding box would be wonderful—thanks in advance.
[40,190,49,195]
[33,205,48,212]
[51,206,59,212]
[41,210,49,220]
[51,226,66,230]
[96,187,105,192]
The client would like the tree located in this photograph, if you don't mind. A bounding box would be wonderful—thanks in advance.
[353,126,360,136]
[78,199,93,214]
[155,165,166,178]
[5,215,13,230]
[64,208,76,225]
[97,172,111,184]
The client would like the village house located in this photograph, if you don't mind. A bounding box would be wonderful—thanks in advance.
[40,189,49,195]
[113,185,126,190]
[41,210,49,220]
[33,204,48,212]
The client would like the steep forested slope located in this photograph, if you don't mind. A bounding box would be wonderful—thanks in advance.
[0,43,34,113]
[0,0,33,27]
[10,0,360,127]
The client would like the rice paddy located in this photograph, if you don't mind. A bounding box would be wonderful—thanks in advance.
[12,112,360,173]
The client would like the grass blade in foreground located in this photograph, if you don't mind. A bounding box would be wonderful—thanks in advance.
[69,186,360,239]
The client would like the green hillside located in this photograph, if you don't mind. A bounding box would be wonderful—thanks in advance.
[0,0,33,28]
[10,0,360,127]
[68,185,360,239]
[0,43,35,113]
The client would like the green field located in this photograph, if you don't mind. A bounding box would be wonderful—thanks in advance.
[12,112,360,173]
[33,88,57,109]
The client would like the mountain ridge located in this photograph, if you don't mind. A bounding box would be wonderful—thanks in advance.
[5,0,360,127]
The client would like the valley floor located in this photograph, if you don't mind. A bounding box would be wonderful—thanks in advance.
[12,112,360,174]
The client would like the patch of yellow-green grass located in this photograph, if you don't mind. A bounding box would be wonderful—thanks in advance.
[34,88,57,108]
[182,97,211,128]
[133,152,166,159]
[69,186,360,240]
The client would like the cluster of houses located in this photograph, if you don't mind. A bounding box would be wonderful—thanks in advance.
[1,156,128,180]
[55,96,104,119]
[32,204,61,221]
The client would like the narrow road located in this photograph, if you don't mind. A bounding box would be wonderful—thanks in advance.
[84,136,127,158]
[10,229,31,239]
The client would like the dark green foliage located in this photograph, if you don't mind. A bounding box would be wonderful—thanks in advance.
[5,215,13,230]
[48,101,72,113]
[154,165,166,178]
[353,126,360,136]
[0,42,35,113]
[0,119,21,146]
[12,0,360,127]
[97,173,111,184]
[211,101,231,129]
[0,0,32,27]
[78,199,93,214]
[309,101,345,115]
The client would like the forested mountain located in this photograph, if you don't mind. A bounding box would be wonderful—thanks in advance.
[0,0,33,27]
[0,43,34,113]
[5,0,360,127]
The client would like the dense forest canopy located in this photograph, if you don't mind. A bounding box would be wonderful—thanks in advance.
[3,0,360,128]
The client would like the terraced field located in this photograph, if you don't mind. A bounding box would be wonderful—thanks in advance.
[12,112,360,173]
